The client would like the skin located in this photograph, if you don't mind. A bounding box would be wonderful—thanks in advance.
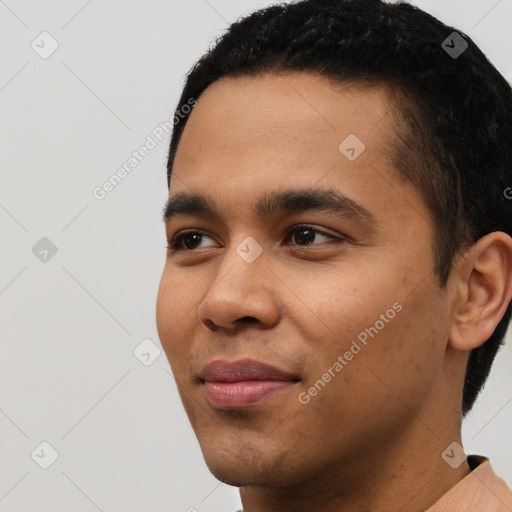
[155,72,512,512]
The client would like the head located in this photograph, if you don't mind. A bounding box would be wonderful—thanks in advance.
[156,0,512,488]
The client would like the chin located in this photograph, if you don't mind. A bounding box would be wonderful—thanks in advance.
[206,464,249,487]
[204,460,283,488]
[201,441,264,482]
[199,440,304,488]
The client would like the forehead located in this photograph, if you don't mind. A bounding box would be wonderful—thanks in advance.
[173,72,395,171]
[169,72,426,230]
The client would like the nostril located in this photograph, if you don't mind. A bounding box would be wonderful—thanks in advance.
[237,316,259,324]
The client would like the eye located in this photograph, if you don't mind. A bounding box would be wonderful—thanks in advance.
[166,224,345,254]
[284,224,343,247]
[167,230,216,253]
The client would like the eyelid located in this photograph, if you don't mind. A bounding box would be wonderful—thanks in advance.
[167,224,346,253]
[283,224,343,245]
[168,229,217,251]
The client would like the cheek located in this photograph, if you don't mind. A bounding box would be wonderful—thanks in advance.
[155,270,197,364]
[155,272,175,344]
[353,290,446,413]
[295,303,444,450]
[293,268,398,351]
[297,266,445,403]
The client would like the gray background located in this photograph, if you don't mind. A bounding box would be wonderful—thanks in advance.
[0,0,511,511]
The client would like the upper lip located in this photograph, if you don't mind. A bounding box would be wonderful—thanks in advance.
[199,358,300,383]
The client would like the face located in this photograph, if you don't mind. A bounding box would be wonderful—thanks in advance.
[156,72,456,487]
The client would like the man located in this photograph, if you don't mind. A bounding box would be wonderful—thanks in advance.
[156,0,512,510]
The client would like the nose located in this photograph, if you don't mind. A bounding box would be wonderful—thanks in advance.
[197,239,281,332]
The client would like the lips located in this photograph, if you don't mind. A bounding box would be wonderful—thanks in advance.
[199,358,300,409]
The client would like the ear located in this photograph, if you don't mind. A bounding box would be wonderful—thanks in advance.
[449,232,512,352]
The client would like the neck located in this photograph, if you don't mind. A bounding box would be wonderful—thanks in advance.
[238,429,471,512]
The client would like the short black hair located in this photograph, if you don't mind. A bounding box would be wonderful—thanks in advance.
[166,0,512,417]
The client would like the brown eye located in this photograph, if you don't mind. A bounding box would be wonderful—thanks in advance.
[285,224,343,247]
[167,231,215,252]
[166,224,345,256]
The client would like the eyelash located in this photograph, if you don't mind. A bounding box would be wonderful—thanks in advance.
[166,224,345,254]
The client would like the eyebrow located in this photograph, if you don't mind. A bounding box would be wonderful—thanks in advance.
[161,187,378,228]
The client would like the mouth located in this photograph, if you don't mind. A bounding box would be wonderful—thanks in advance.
[198,358,300,410]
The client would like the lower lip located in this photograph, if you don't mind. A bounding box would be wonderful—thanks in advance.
[204,380,297,409]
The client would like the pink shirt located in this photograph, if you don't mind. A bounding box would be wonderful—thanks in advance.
[425,455,512,511]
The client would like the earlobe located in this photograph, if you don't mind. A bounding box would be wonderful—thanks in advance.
[449,232,512,352]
